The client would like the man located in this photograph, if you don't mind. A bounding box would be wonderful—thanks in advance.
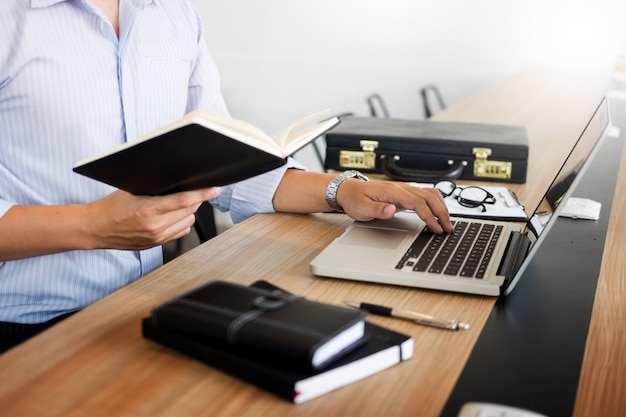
[0,0,452,351]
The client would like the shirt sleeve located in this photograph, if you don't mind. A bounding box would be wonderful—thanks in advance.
[210,157,307,224]
[0,199,15,220]
[186,8,229,117]
[0,1,25,220]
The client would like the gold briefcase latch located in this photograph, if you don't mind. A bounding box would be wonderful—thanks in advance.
[473,147,512,179]
[339,140,378,170]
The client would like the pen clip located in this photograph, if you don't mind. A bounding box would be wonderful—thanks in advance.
[500,189,524,209]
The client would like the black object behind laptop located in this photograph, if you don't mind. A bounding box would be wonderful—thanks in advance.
[324,117,529,183]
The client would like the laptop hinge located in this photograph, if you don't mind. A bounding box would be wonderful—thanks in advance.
[498,231,531,294]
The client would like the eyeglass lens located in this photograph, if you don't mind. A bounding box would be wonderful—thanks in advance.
[458,187,491,204]
[435,180,456,197]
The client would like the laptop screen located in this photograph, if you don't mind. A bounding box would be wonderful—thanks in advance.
[503,97,611,295]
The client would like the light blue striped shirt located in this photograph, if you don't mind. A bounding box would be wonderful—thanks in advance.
[0,0,300,323]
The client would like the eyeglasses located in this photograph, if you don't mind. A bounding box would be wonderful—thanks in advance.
[435,180,496,212]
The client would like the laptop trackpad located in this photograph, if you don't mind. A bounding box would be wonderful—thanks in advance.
[340,225,408,249]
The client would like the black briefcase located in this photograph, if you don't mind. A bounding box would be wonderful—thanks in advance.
[324,117,528,183]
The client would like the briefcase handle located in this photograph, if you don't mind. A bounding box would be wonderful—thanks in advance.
[380,154,467,182]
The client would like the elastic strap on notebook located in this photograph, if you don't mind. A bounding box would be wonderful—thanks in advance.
[226,292,303,345]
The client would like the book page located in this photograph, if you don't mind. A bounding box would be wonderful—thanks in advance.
[271,109,338,155]
[200,109,337,157]
[74,110,282,167]
[190,111,280,153]
[74,109,339,168]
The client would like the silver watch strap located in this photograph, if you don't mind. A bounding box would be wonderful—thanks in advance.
[325,170,369,212]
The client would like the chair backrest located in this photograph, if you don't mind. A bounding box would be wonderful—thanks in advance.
[420,84,446,118]
[194,201,218,243]
[296,111,355,172]
[366,93,390,118]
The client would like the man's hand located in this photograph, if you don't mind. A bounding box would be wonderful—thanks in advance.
[272,170,453,234]
[85,188,222,250]
[0,187,221,261]
[337,180,454,234]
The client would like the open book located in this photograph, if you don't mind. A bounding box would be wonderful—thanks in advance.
[73,109,339,196]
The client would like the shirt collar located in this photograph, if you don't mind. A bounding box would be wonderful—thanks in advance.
[30,0,153,8]
[31,0,67,7]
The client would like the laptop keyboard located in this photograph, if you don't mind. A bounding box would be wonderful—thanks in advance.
[395,220,503,279]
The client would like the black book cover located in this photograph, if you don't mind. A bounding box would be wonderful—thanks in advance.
[73,123,287,196]
[73,110,340,196]
[142,317,413,404]
[150,280,367,370]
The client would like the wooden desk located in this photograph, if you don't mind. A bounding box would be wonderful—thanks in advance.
[0,69,621,417]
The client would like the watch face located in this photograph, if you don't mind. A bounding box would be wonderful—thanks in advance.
[345,170,368,182]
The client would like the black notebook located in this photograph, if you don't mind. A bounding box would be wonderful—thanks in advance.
[142,316,413,404]
[73,109,339,196]
[150,280,367,370]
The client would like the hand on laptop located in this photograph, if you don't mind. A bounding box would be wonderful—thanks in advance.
[337,180,454,234]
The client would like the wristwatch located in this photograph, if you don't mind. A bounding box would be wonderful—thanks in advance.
[325,170,369,212]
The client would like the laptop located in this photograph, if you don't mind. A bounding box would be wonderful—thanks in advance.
[311,97,611,296]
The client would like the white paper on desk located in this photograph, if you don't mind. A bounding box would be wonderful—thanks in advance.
[408,183,528,221]
[558,197,601,220]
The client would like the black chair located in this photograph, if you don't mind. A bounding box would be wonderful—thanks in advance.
[194,201,218,243]
[366,93,390,118]
[419,84,446,118]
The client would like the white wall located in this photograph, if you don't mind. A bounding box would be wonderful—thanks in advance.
[192,0,626,170]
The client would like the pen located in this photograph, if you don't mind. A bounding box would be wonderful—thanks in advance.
[502,189,525,209]
[345,300,470,331]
